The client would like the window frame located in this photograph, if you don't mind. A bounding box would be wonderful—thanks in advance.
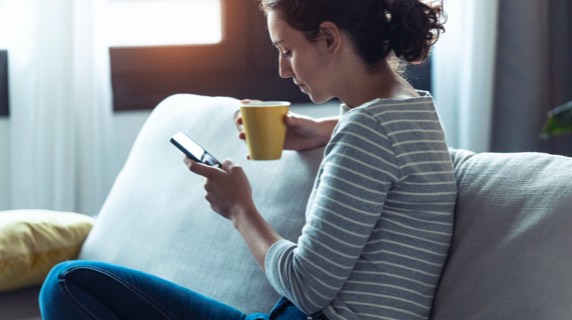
[111,0,309,111]
[0,50,8,117]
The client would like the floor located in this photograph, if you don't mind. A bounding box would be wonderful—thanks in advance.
[0,286,42,320]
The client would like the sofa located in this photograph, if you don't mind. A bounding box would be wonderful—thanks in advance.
[1,93,572,319]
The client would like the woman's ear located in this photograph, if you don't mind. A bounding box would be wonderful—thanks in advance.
[318,21,342,53]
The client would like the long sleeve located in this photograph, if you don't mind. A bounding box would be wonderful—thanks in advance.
[265,95,457,320]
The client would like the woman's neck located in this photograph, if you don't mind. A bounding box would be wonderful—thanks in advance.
[338,62,419,108]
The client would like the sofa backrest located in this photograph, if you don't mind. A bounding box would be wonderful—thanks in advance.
[433,148,572,319]
[79,94,321,313]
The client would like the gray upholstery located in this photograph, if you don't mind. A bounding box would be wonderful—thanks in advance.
[2,94,571,319]
[432,149,572,319]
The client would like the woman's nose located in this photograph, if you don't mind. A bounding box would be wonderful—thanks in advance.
[278,56,292,79]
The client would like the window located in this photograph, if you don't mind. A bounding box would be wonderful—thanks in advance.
[110,0,308,111]
[106,0,222,47]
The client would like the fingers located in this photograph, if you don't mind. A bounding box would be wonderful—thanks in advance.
[240,99,262,104]
[184,157,223,178]
[185,157,239,175]
[234,117,248,157]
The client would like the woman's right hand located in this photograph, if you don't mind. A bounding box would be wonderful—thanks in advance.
[236,99,339,152]
[282,113,338,151]
[235,112,336,152]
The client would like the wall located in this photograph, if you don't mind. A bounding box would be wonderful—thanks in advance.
[0,118,8,209]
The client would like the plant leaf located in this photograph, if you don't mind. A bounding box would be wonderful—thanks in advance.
[540,100,572,139]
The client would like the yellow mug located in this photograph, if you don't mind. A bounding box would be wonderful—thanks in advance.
[237,101,290,160]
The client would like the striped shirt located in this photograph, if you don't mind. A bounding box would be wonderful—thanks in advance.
[265,92,457,320]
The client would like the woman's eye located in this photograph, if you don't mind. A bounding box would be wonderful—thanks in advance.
[281,51,291,58]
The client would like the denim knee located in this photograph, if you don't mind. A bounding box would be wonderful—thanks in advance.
[39,260,83,319]
[41,260,75,290]
[42,260,82,287]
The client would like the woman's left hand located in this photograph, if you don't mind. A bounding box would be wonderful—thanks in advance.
[183,157,255,221]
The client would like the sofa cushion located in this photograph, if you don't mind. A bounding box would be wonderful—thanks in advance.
[79,94,324,314]
[432,149,572,319]
[0,210,94,292]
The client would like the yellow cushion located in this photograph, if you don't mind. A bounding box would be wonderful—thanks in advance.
[0,210,94,292]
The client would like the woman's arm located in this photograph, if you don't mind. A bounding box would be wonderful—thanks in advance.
[185,113,339,270]
[185,158,282,271]
[283,114,339,151]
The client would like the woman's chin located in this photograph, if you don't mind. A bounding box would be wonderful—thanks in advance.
[308,94,332,105]
[301,86,334,104]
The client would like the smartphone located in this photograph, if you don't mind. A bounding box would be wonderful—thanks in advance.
[170,131,222,168]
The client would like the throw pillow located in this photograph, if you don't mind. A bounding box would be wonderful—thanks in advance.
[0,210,94,292]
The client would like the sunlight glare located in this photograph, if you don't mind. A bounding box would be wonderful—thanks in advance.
[0,2,8,48]
[106,0,222,47]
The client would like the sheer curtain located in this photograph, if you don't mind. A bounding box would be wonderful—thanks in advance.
[6,0,112,215]
[432,0,499,152]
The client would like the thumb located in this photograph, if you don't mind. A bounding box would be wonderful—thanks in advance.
[185,157,217,178]
[221,158,239,171]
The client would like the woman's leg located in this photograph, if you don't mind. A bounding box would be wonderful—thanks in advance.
[39,260,248,320]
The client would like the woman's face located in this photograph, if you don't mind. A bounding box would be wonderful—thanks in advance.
[266,11,334,104]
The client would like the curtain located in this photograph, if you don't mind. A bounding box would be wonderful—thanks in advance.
[6,0,112,215]
[432,0,499,153]
[432,0,572,156]
[491,0,572,156]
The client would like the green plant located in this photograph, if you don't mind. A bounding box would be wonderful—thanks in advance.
[540,99,572,139]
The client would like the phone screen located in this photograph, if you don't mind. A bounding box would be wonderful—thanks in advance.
[170,132,221,167]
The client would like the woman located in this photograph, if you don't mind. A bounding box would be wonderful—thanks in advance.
[40,1,455,319]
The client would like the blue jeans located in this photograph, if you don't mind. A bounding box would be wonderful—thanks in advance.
[39,260,323,320]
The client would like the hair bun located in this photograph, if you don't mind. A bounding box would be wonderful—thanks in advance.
[385,0,444,63]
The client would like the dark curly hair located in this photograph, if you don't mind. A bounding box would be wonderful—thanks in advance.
[259,0,445,70]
